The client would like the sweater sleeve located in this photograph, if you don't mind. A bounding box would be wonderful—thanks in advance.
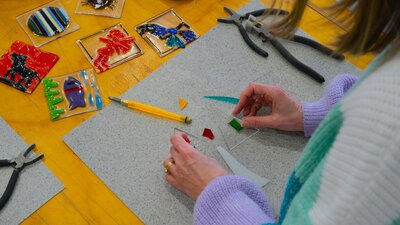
[302,74,358,137]
[193,175,275,225]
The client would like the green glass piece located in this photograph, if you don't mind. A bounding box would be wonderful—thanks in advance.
[45,89,60,97]
[43,78,53,84]
[229,118,243,132]
[51,108,65,115]
[50,105,57,110]
[50,113,61,121]
[45,86,52,92]
[49,96,64,106]
[47,95,55,101]
[43,78,58,88]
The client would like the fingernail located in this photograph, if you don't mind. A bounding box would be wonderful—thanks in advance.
[242,121,248,127]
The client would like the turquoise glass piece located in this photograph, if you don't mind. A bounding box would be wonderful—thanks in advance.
[203,96,239,105]
[166,35,185,48]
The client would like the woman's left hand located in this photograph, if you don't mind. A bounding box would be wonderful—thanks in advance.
[163,132,229,200]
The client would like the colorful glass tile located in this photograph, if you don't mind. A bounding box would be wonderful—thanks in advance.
[0,41,59,93]
[27,7,70,37]
[93,29,135,73]
[136,22,196,49]
[84,0,115,9]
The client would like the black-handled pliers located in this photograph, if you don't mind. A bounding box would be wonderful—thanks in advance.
[217,7,289,58]
[243,15,343,83]
[0,144,44,210]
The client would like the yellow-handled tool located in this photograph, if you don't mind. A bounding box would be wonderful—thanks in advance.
[109,96,192,124]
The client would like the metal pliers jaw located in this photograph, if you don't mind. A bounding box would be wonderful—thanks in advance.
[217,7,289,58]
[9,144,44,171]
[217,7,243,25]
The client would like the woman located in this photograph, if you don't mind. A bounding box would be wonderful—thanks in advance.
[163,0,400,224]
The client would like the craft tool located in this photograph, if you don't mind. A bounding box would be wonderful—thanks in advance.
[217,7,288,57]
[109,96,192,124]
[0,144,44,210]
[203,96,239,105]
[219,7,346,83]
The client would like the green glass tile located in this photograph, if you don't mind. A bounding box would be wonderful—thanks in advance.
[229,118,243,132]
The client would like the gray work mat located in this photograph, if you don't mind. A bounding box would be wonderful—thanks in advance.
[64,1,361,224]
[0,117,63,225]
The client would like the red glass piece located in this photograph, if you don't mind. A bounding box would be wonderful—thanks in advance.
[202,128,215,140]
[183,136,191,144]
[93,29,135,73]
[0,41,59,93]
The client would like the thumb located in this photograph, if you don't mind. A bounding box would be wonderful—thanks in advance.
[242,116,277,129]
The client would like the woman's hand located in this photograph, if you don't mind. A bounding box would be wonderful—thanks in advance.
[233,82,304,131]
[163,132,229,200]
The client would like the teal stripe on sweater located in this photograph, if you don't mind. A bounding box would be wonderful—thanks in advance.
[278,104,343,224]
[389,217,400,225]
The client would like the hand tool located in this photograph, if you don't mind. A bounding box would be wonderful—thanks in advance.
[218,7,346,84]
[0,144,44,210]
[109,96,192,124]
[244,15,336,83]
[217,7,289,58]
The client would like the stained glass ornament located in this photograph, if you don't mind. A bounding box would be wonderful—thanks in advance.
[135,9,199,57]
[0,41,59,93]
[27,7,70,37]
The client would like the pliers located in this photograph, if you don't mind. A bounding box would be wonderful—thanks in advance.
[217,7,289,58]
[0,144,44,210]
[243,15,345,83]
[218,7,345,84]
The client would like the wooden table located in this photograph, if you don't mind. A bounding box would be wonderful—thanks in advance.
[0,0,373,224]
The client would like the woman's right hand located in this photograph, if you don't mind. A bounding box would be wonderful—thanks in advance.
[233,82,304,132]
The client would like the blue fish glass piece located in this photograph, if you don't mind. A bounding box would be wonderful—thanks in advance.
[166,35,185,48]
[179,30,197,43]
[63,76,86,110]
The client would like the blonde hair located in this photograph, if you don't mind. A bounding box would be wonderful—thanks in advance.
[268,0,400,55]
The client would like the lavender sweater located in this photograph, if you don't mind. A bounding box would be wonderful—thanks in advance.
[194,74,358,225]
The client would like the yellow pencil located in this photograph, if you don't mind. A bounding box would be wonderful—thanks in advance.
[109,96,192,124]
